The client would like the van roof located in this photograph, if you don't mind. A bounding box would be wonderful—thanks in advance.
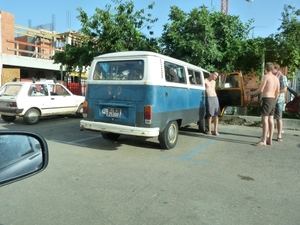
[94,51,208,72]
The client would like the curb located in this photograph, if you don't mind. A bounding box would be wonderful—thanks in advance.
[221,115,300,130]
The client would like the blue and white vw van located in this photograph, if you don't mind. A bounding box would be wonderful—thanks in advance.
[80,51,210,149]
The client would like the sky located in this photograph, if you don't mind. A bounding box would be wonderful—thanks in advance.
[1,0,300,38]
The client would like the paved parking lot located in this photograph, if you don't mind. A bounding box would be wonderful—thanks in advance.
[1,116,300,225]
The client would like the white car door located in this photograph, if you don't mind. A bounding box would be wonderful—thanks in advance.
[26,84,52,116]
[48,84,77,115]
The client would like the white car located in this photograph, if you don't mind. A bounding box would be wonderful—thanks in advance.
[0,80,85,124]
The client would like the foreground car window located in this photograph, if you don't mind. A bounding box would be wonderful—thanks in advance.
[0,135,41,165]
[0,132,49,187]
[0,84,22,96]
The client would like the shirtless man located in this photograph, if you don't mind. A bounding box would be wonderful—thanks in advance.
[205,71,221,135]
[247,62,280,146]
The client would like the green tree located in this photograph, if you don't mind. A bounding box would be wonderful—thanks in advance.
[52,44,93,95]
[160,5,255,73]
[76,0,160,54]
[53,0,161,94]
[271,5,300,77]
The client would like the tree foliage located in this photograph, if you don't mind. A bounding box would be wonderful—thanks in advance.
[52,0,161,91]
[76,0,160,54]
[160,5,256,73]
[52,1,300,80]
[270,5,300,77]
[52,44,94,76]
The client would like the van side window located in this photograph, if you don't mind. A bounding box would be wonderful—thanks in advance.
[188,70,195,84]
[203,71,210,79]
[195,71,202,85]
[164,62,186,84]
[188,69,202,85]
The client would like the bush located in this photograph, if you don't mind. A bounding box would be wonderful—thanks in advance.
[283,111,300,119]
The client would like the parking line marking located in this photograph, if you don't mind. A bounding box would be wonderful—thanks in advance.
[180,138,217,161]
[49,135,102,147]
[159,127,233,164]
[69,135,102,143]
[181,127,234,161]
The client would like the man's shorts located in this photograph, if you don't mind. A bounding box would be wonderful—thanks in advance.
[206,96,221,116]
[261,97,276,116]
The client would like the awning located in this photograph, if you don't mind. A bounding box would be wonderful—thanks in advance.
[69,72,88,78]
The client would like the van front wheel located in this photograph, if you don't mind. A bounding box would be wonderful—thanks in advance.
[159,121,178,149]
[198,118,206,133]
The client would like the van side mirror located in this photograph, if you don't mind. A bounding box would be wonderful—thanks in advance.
[0,131,49,187]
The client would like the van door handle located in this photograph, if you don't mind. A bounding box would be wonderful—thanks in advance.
[51,98,55,100]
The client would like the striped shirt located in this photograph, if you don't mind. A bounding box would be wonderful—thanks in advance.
[276,71,288,103]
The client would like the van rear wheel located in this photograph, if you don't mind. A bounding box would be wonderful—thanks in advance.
[159,121,178,149]
[102,132,120,141]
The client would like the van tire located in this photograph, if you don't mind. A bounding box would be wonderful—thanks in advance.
[198,119,206,133]
[23,108,40,125]
[1,115,16,123]
[159,121,178,149]
[102,132,120,141]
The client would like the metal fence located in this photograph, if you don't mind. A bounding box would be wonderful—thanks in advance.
[66,79,87,96]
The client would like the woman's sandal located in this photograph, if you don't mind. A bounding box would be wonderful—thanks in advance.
[205,131,212,135]
[277,138,283,142]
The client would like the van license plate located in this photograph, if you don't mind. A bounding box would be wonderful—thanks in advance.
[107,107,122,118]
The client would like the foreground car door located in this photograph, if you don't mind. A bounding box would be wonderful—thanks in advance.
[48,84,78,115]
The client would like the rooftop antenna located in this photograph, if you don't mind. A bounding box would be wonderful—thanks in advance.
[66,11,71,30]
[52,14,56,31]
[251,25,267,38]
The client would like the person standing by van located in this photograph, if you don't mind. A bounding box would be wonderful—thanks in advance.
[205,71,221,135]
[247,62,280,146]
[272,63,288,142]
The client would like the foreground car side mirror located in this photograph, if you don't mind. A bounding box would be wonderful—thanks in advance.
[0,131,49,187]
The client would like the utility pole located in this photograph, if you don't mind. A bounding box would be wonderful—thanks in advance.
[221,0,253,15]
[221,0,228,15]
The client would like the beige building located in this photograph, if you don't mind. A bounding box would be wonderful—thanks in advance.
[0,10,82,87]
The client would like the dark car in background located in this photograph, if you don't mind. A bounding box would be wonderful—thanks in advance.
[285,86,300,114]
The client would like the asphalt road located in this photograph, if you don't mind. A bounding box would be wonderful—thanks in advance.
[0,116,300,225]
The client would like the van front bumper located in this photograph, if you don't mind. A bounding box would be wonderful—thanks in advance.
[80,120,160,137]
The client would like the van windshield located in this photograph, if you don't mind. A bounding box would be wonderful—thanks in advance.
[93,60,144,80]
